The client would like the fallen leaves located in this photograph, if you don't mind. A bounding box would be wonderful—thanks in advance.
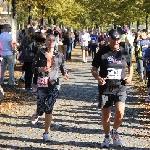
[133,66,150,128]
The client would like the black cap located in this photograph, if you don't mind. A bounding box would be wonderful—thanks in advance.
[108,29,121,40]
[142,29,147,33]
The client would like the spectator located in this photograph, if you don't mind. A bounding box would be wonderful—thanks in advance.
[125,28,134,58]
[0,24,16,85]
[54,30,59,51]
[32,21,39,32]
[20,27,38,91]
[66,31,72,60]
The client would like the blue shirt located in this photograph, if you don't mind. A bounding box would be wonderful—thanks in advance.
[0,32,13,56]
[137,39,149,57]
[90,34,98,45]
[143,48,150,71]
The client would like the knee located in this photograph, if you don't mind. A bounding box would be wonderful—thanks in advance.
[115,109,124,119]
[102,109,111,121]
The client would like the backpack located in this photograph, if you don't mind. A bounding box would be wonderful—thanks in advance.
[22,37,35,62]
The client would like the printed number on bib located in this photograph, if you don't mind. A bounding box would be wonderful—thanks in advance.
[37,77,49,87]
[107,68,122,79]
[92,40,96,43]
[82,35,86,41]
[101,41,105,45]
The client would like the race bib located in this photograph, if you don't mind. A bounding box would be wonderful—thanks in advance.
[107,68,122,79]
[92,40,96,43]
[37,77,49,87]
[82,35,86,41]
[101,41,105,45]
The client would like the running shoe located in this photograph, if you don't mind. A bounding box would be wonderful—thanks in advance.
[32,88,37,93]
[145,96,150,102]
[110,129,123,147]
[43,133,51,142]
[101,134,111,148]
[31,114,39,124]
[20,76,25,81]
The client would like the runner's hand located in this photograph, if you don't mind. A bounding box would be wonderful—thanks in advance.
[65,73,69,80]
[30,53,34,56]
[124,76,132,84]
[98,77,106,85]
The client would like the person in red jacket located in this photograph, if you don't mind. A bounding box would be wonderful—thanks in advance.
[98,32,107,49]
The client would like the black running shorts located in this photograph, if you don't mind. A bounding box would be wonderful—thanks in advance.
[81,46,88,51]
[98,91,127,108]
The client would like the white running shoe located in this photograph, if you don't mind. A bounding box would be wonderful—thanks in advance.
[145,96,150,102]
[110,129,123,147]
[31,114,39,124]
[101,135,111,148]
[32,88,37,93]
[43,133,51,142]
[85,58,87,63]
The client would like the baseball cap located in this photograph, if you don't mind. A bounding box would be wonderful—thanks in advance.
[124,27,130,33]
[108,29,121,40]
[142,29,147,33]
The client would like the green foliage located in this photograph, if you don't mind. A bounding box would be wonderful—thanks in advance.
[5,0,150,30]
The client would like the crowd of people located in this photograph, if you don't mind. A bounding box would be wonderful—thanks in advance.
[0,21,149,147]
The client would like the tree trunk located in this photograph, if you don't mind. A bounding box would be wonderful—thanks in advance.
[146,14,148,31]
[48,16,52,25]
[137,20,140,30]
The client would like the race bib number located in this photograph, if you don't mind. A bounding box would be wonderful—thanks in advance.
[92,40,96,43]
[101,41,105,45]
[37,77,49,87]
[82,35,86,41]
[107,68,122,79]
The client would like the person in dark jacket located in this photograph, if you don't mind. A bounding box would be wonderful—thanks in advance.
[62,31,69,60]
[20,27,38,91]
[66,31,72,60]
[31,34,69,142]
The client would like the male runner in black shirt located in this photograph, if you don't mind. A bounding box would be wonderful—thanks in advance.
[91,29,133,148]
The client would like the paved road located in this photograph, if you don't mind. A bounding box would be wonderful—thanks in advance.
[0,47,150,150]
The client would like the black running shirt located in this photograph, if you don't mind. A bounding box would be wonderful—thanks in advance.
[92,45,132,94]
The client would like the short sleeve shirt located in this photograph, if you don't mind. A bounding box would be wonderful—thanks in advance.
[79,33,90,46]
[137,39,150,57]
[92,45,132,94]
[90,34,98,45]
[0,32,13,56]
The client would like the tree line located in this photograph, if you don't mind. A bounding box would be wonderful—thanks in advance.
[6,0,150,30]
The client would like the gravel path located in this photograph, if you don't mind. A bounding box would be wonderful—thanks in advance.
[0,47,150,150]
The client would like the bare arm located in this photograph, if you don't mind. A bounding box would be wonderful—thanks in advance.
[8,41,15,51]
[125,65,133,84]
[91,66,100,80]
[91,66,106,85]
